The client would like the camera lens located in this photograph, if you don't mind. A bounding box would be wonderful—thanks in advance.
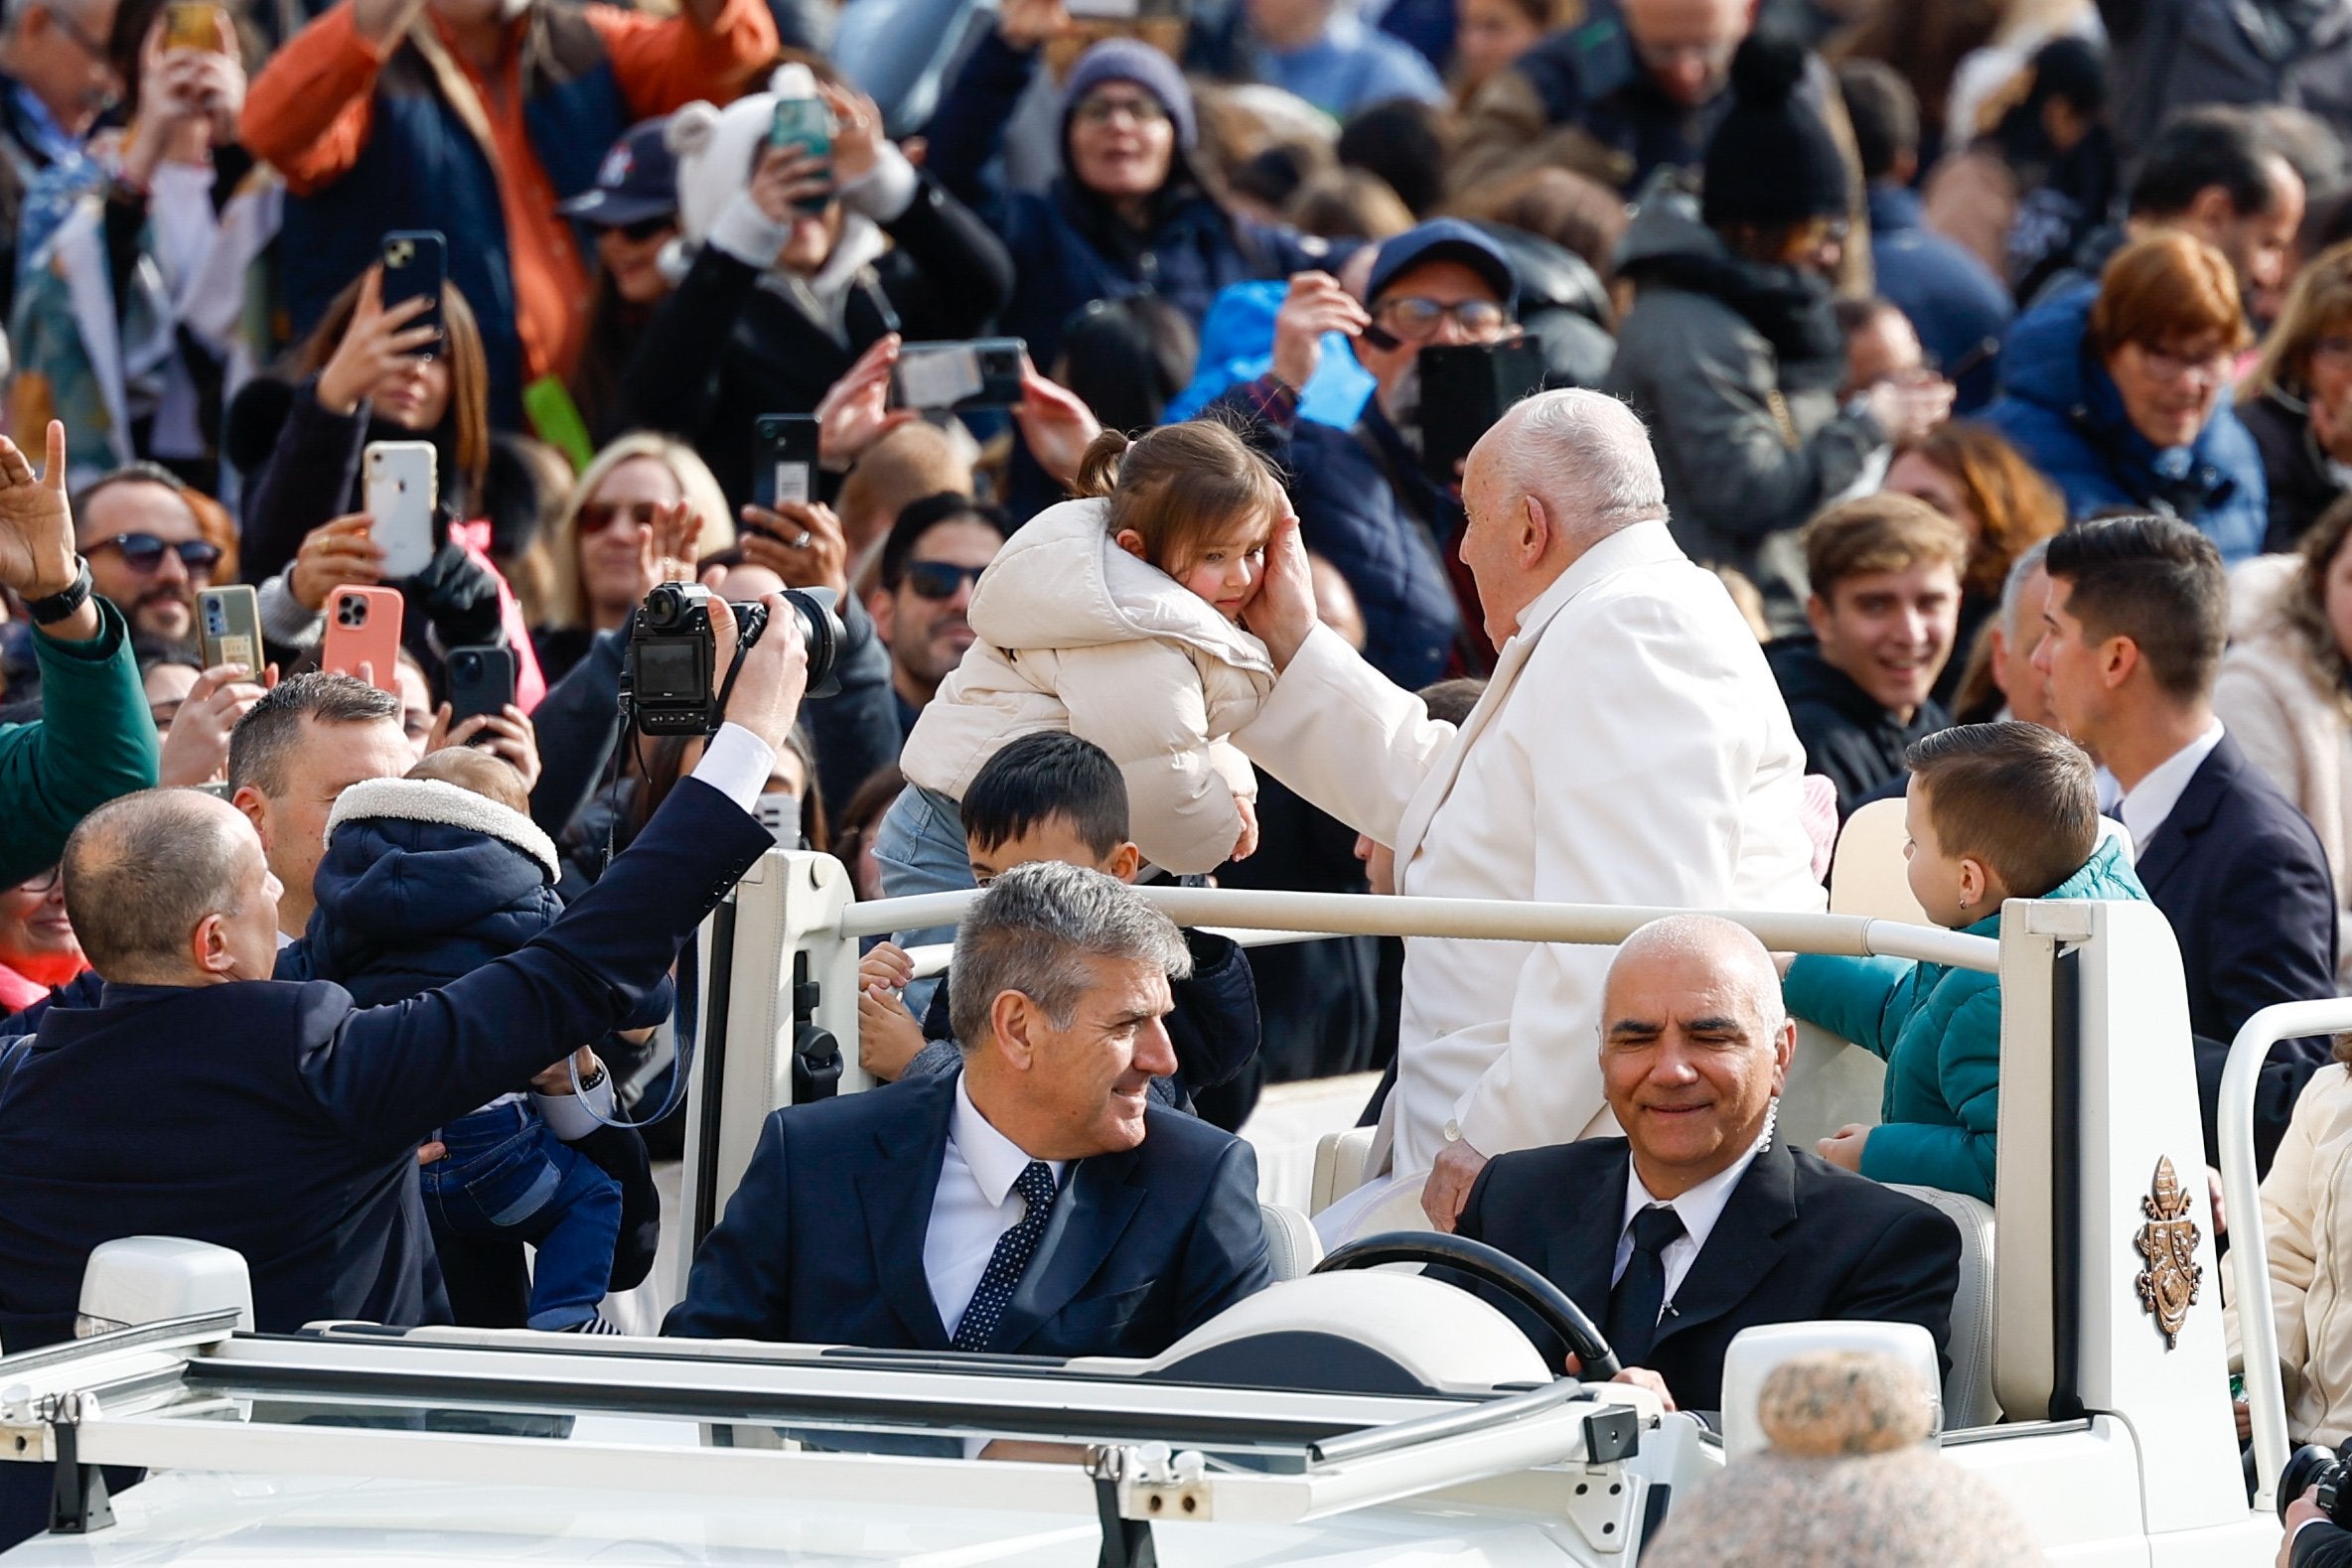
[780,587,846,699]
[645,583,684,630]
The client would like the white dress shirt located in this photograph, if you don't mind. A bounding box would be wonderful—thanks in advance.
[2120,720,2226,853]
[923,1074,1067,1340]
[1612,1125,1774,1311]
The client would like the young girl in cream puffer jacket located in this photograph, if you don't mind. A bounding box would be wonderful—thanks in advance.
[877,420,1282,925]
[2231,1048,2352,1447]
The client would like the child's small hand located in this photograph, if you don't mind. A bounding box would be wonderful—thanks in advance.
[1231,796,1260,863]
[859,983,926,1081]
[858,941,915,995]
[1816,1123,1870,1172]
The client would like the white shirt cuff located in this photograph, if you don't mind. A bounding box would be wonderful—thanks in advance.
[691,722,777,814]
[532,1071,618,1140]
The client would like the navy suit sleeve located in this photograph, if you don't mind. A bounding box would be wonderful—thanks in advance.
[1166,1137,1273,1338]
[2296,1523,2352,1568]
[1831,1199,1964,1376]
[300,778,771,1153]
[664,1109,795,1340]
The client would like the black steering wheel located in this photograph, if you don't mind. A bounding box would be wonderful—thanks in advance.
[1313,1231,1623,1379]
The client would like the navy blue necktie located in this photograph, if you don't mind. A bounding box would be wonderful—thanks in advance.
[952,1161,1059,1352]
[1605,1204,1686,1367]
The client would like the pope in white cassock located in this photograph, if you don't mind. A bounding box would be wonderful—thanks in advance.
[1235,388,1827,1239]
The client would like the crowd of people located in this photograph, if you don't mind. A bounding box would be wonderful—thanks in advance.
[11,0,2352,1552]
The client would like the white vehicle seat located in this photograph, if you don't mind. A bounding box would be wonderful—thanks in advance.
[1888,1183,1999,1429]
[1829,797,1930,924]
[1260,1203,1324,1280]
[1312,1126,1378,1213]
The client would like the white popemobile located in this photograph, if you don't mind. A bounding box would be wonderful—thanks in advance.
[0,846,2326,1564]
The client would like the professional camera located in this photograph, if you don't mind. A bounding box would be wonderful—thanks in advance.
[624,581,842,736]
[2279,1441,2352,1526]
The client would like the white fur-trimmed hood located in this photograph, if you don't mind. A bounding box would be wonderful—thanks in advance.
[325,777,561,881]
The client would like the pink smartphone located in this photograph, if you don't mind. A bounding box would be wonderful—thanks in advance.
[320,585,404,693]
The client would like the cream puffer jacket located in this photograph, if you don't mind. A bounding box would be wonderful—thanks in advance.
[2227,1062,2352,1446]
[899,499,1276,874]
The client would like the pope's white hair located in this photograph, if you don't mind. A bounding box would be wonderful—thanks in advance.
[1485,388,1668,540]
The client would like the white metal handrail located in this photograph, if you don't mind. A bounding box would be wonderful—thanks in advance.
[841,886,2000,973]
[2220,999,2352,1513]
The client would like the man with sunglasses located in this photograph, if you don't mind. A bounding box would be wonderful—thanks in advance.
[72,464,218,649]
[871,494,1013,741]
[1218,218,1520,689]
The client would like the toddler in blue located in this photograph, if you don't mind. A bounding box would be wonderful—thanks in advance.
[299,747,666,1332]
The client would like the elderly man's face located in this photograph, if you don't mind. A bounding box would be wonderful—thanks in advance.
[1016,953,1176,1160]
[1599,941,1793,1194]
[1456,433,1548,648]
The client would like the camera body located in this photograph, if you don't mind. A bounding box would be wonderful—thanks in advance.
[625,582,843,736]
[2280,1442,2352,1527]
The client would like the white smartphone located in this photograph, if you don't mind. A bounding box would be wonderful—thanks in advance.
[364,441,439,580]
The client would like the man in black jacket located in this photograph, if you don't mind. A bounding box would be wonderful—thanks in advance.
[1767,494,1967,818]
[0,595,805,1354]
[1454,913,1961,1414]
[2034,516,2338,1169]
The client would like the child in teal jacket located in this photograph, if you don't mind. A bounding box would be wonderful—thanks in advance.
[1785,722,2147,1202]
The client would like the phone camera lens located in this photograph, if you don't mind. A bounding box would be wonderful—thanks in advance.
[454,653,479,677]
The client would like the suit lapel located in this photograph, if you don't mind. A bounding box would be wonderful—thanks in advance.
[1651,1139,1799,1349]
[2132,743,2234,896]
[1545,1145,1632,1315]
[854,1076,958,1351]
[992,1146,1148,1352]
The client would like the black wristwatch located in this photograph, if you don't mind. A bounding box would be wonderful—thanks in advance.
[24,557,92,627]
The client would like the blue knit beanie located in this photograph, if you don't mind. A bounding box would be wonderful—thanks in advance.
[1061,39,1197,153]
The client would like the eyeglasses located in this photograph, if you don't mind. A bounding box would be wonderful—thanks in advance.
[49,8,110,61]
[1372,296,1511,341]
[901,560,986,599]
[2132,342,2235,385]
[87,533,222,575]
[604,214,673,243]
[1073,93,1169,127]
[12,867,60,896]
[577,499,665,535]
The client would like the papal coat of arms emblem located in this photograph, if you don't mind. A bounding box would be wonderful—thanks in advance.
[2134,1155,2203,1350]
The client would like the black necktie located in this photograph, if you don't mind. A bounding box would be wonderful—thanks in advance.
[1605,1203,1687,1367]
[952,1160,1059,1352]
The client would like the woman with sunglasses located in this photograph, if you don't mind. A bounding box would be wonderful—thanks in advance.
[0,865,84,1015]
[518,433,736,683]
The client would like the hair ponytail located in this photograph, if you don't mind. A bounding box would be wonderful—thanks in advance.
[1074,429,1132,499]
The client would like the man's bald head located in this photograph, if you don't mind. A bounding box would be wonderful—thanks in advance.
[1605,914,1786,1037]
[1599,914,1795,1198]
[64,790,270,982]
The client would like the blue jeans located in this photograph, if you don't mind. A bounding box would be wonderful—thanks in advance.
[872,784,974,1021]
[422,1103,622,1332]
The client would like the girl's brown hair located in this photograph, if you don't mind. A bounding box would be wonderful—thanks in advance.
[295,273,494,511]
[2278,493,2352,722]
[1072,420,1287,575]
[2245,238,2352,403]
[1898,420,2067,602]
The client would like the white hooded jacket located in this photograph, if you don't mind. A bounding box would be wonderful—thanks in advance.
[899,498,1275,874]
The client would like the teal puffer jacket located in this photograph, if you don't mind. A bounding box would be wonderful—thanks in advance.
[1783,836,2146,1201]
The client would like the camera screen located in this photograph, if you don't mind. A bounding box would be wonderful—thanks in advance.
[896,346,982,409]
[633,640,702,700]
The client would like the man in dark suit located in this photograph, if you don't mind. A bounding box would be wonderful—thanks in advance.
[2034,517,2338,1169]
[666,861,1272,1356]
[1454,914,1962,1414]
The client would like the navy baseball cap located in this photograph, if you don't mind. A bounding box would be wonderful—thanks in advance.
[558,118,679,228]
[1364,218,1520,315]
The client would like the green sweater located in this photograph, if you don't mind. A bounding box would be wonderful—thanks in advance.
[0,601,160,888]
[1783,836,2146,1201]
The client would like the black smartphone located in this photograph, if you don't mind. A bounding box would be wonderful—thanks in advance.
[892,338,1026,411]
[445,644,516,730]
[1417,339,1547,483]
[753,414,821,510]
[380,230,447,350]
